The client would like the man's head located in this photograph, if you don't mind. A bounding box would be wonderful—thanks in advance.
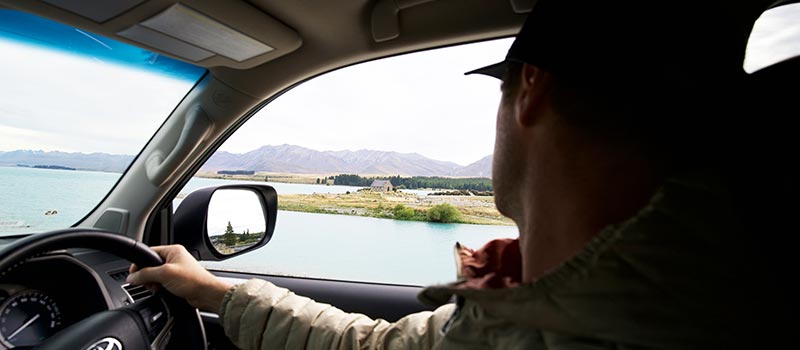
[472,0,748,222]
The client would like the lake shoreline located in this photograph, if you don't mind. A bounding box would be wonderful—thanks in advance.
[278,191,513,226]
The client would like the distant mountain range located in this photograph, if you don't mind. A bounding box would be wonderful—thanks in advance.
[451,154,492,178]
[0,145,493,177]
[202,145,492,177]
[0,150,133,173]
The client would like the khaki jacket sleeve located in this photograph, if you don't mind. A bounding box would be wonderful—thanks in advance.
[219,279,455,350]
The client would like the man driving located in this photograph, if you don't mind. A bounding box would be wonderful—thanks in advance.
[128,0,771,348]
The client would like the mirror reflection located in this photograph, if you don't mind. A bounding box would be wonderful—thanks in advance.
[207,189,266,255]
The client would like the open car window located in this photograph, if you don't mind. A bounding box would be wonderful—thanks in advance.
[177,38,519,286]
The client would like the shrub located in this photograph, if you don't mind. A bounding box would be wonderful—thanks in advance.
[426,203,461,223]
[393,204,417,220]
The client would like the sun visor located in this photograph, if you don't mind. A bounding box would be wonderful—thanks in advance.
[24,0,300,69]
[371,0,533,42]
[137,4,274,62]
[116,2,300,69]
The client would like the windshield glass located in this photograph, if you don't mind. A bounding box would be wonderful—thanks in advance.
[0,10,205,235]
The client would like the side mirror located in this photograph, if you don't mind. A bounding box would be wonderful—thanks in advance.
[173,184,277,261]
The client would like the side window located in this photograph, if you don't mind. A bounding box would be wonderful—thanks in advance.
[744,2,800,73]
[180,38,517,286]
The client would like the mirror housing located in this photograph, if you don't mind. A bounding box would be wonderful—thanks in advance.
[173,184,277,261]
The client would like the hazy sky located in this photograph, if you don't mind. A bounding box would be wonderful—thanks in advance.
[218,38,513,165]
[0,39,197,154]
[0,35,511,166]
[1,4,798,165]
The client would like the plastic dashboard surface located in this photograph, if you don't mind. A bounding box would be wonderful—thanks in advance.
[0,245,135,349]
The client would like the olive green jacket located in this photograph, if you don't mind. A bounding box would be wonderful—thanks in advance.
[219,172,764,349]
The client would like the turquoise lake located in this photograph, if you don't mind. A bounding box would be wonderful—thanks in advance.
[0,166,517,285]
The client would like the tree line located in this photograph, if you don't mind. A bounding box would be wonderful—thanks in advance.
[213,221,263,247]
[332,174,492,191]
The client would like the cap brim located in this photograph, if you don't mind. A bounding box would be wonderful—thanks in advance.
[464,61,507,79]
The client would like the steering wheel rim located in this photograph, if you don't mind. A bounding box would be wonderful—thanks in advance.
[0,228,206,350]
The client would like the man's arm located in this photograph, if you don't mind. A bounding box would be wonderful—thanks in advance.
[127,245,454,350]
[221,278,453,349]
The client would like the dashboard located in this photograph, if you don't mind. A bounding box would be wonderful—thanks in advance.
[0,248,137,349]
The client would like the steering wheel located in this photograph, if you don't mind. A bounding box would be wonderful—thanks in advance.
[0,228,206,350]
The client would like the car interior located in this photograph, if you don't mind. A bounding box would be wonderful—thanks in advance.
[0,0,794,349]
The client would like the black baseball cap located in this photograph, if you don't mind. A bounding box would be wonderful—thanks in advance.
[466,0,746,90]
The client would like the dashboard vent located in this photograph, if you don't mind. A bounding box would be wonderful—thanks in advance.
[122,283,153,303]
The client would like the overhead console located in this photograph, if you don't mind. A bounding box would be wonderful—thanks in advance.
[1,0,302,69]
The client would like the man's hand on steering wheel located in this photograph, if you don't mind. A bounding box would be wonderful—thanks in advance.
[0,229,210,350]
[127,245,232,313]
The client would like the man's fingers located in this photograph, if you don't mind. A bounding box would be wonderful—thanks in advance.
[150,245,189,261]
[126,266,161,286]
[149,245,171,254]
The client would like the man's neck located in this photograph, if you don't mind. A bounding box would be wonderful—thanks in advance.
[517,131,661,283]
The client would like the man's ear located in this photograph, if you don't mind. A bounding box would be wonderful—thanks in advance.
[515,64,552,127]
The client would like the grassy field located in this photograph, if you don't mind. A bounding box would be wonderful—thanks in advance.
[278,190,514,226]
[196,171,324,184]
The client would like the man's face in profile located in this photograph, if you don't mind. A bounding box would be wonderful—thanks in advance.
[491,65,526,222]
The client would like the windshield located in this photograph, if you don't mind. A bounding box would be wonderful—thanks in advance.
[0,10,205,235]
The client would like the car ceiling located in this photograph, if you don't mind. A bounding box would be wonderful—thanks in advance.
[0,0,531,100]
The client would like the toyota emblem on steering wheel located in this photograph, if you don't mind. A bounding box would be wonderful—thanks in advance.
[86,337,123,350]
